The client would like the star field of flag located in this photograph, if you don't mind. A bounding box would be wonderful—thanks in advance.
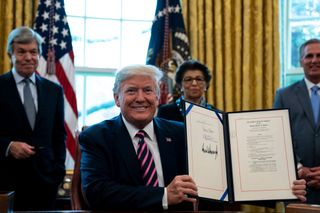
[33,0,73,61]
[147,0,191,67]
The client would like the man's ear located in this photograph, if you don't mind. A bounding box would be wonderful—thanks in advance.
[8,53,14,66]
[114,94,120,107]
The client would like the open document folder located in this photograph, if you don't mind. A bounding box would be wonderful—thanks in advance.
[183,101,298,202]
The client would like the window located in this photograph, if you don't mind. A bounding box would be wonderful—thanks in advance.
[64,0,157,128]
[281,0,320,86]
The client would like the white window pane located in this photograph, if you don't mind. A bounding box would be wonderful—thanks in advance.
[286,74,304,86]
[290,21,320,68]
[64,0,85,16]
[84,75,119,126]
[75,74,85,128]
[85,19,121,68]
[86,0,121,19]
[122,0,157,21]
[68,17,85,67]
[121,21,152,66]
[86,105,120,126]
[290,0,320,18]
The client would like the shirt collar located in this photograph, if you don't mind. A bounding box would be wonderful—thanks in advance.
[12,68,36,85]
[121,115,154,141]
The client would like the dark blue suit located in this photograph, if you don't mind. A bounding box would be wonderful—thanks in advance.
[0,71,66,210]
[79,115,188,210]
[273,79,320,204]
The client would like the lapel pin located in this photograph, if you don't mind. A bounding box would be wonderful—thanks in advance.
[165,137,172,142]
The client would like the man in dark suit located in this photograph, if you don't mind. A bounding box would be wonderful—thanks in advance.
[273,38,320,204]
[0,26,66,210]
[80,64,307,211]
[79,64,198,211]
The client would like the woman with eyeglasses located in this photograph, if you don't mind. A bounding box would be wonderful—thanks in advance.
[157,60,215,122]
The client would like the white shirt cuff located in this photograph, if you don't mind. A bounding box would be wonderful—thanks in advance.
[162,187,168,210]
[5,141,13,157]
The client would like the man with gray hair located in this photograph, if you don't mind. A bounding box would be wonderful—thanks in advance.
[274,38,320,204]
[79,64,198,211]
[0,26,66,210]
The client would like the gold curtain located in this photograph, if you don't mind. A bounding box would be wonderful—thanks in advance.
[0,0,38,74]
[182,0,281,212]
[182,0,279,112]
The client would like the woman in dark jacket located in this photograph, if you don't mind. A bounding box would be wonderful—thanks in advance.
[157,60,214,122]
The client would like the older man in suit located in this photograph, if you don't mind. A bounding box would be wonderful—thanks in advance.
[80,64,307,211]
[0,26,66,210]
[273,38,320,204]
[79,65,198,211]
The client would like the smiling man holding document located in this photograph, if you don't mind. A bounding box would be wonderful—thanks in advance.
[78,64,306,211]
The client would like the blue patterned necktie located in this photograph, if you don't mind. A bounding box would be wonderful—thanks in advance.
[136,130,158,187]
[23,78,36,129]
[311,85,320,125]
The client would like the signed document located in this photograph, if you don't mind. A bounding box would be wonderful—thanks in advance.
[185,102,228,201]
[184,101,297,202]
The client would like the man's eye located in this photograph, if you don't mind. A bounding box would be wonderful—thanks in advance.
[126,89,136,94]
[144,88,154,94]
[304,54,320,59]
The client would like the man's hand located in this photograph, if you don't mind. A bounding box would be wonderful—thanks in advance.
[292,179,307,202]
[167,175,198,205]
[298,166,312,180]
[9,141,35,159]
[307,166,320,189]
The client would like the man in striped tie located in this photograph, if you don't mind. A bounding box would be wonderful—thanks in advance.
[79,64,198,211]
[79,64,307,211]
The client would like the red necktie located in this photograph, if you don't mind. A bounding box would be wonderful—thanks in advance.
[136,130,159,187]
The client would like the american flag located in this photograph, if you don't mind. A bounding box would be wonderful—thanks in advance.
[33,0,78,170]
[146,0,191,104]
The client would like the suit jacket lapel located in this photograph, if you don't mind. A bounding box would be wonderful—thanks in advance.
[35,75,45,130]
[7,72,32,130]
[154,118,176,185]
[295,80,315,127]
[114,116,142,185]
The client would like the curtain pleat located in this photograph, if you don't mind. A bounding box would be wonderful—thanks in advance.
[182,0,279,112]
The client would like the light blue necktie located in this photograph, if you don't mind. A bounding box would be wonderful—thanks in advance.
[311,85,320,125]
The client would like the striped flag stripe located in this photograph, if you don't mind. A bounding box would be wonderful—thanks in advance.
[65,124,76,159]
[55,61,78,115]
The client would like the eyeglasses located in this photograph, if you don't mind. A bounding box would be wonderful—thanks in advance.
[183,77,205,84]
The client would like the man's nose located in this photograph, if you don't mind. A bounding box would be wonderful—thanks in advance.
[24,52,32,60]
[136,89,145,100]
[311,55,320,63]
